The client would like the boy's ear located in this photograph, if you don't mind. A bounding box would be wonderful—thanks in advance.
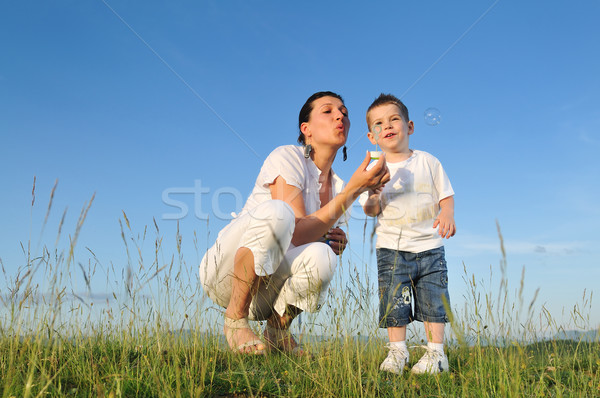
[367,131,377,145]
[407,120,415,135]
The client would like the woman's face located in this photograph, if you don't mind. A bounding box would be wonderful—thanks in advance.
[301,96,350,149]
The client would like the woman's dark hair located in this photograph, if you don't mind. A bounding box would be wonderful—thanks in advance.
[297,91,344,145]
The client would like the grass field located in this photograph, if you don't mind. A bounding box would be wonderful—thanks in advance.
[1,182,599,397]
[1,330,599,397]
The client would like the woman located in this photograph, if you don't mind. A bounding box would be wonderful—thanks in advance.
[200,91,389,354]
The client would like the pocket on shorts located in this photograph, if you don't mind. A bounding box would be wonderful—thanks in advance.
[434,250,448,287]
[376,249,399,275]
[376,248,396,292]
[440,267,448,288]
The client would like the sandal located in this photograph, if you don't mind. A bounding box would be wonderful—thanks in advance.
[264,324,310,357]
[224,316,266,355]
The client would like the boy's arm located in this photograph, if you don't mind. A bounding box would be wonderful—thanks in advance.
[362,189,382,217]
[434,195,456,239]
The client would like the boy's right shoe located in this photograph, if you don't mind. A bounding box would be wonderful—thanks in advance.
[379,344,410,374]
[410,347,449,374]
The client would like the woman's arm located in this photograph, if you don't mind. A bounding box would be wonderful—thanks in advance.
[270,176,350,245]
[270,151,390,246]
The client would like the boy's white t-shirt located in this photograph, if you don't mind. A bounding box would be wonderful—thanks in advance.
[359,150,454,253]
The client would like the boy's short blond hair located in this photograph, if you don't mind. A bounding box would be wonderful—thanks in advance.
[366,93,410,129]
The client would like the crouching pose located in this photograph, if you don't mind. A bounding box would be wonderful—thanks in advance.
[200,91,390,355]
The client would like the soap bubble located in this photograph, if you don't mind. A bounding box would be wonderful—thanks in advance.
[424,108,442,126]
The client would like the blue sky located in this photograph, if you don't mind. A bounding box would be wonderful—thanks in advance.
[2,1,599,332]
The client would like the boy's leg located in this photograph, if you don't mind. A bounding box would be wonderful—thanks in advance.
[423,322,445,343]
[381,326,410,374]
[412,323,449,374]
[377,248,416,374]
[377,248,416,331]
[388,326,407,342]
[412,247,450,373]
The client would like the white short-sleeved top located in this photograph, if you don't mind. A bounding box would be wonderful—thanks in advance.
[359,150,454,252]
[239,145,348,227]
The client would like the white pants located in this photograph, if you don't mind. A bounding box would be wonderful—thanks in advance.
[199,200,338,320]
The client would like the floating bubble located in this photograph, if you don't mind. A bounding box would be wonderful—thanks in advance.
[424,107,442,126]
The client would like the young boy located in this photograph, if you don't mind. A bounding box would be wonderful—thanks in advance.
[361,93,456,375]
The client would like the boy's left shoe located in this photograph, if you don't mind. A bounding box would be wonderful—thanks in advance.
[411,347,449,374]
[380,344,410,374]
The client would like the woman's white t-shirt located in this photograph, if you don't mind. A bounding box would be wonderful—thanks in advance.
[238,145,348,231]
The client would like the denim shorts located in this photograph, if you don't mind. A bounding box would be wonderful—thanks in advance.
[377,246,450,327]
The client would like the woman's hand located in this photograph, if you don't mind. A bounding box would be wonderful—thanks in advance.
[269,151,389,247]
[345,151,390,198]
[325,227,347,255]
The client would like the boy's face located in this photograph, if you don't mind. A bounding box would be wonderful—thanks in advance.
[367,103,414,153]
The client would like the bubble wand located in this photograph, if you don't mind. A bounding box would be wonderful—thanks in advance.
[371,125,382,160]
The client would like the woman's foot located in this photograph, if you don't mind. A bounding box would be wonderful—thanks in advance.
[263,324,308,356]
[224,317,266,355]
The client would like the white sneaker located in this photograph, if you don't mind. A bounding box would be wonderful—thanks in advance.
[411,346,449,374]
[379,344,410,374]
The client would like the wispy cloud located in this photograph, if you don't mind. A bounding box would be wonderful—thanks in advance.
[579,129,600,146]
[559,96,591,112]
[0,291,150,306]
[451,233,591,258]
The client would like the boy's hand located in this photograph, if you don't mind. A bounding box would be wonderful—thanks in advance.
[363,187,384,217]
[434,196,455,239]
[433,211,456,239]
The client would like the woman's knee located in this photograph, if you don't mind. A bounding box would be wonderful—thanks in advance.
[269,199,295,229]
[303,242,337,283]
[240,200,296,276]
[251,199,295,237]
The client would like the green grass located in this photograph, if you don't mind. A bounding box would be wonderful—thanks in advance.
[1,333,599,397]
[1,181,599,397]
